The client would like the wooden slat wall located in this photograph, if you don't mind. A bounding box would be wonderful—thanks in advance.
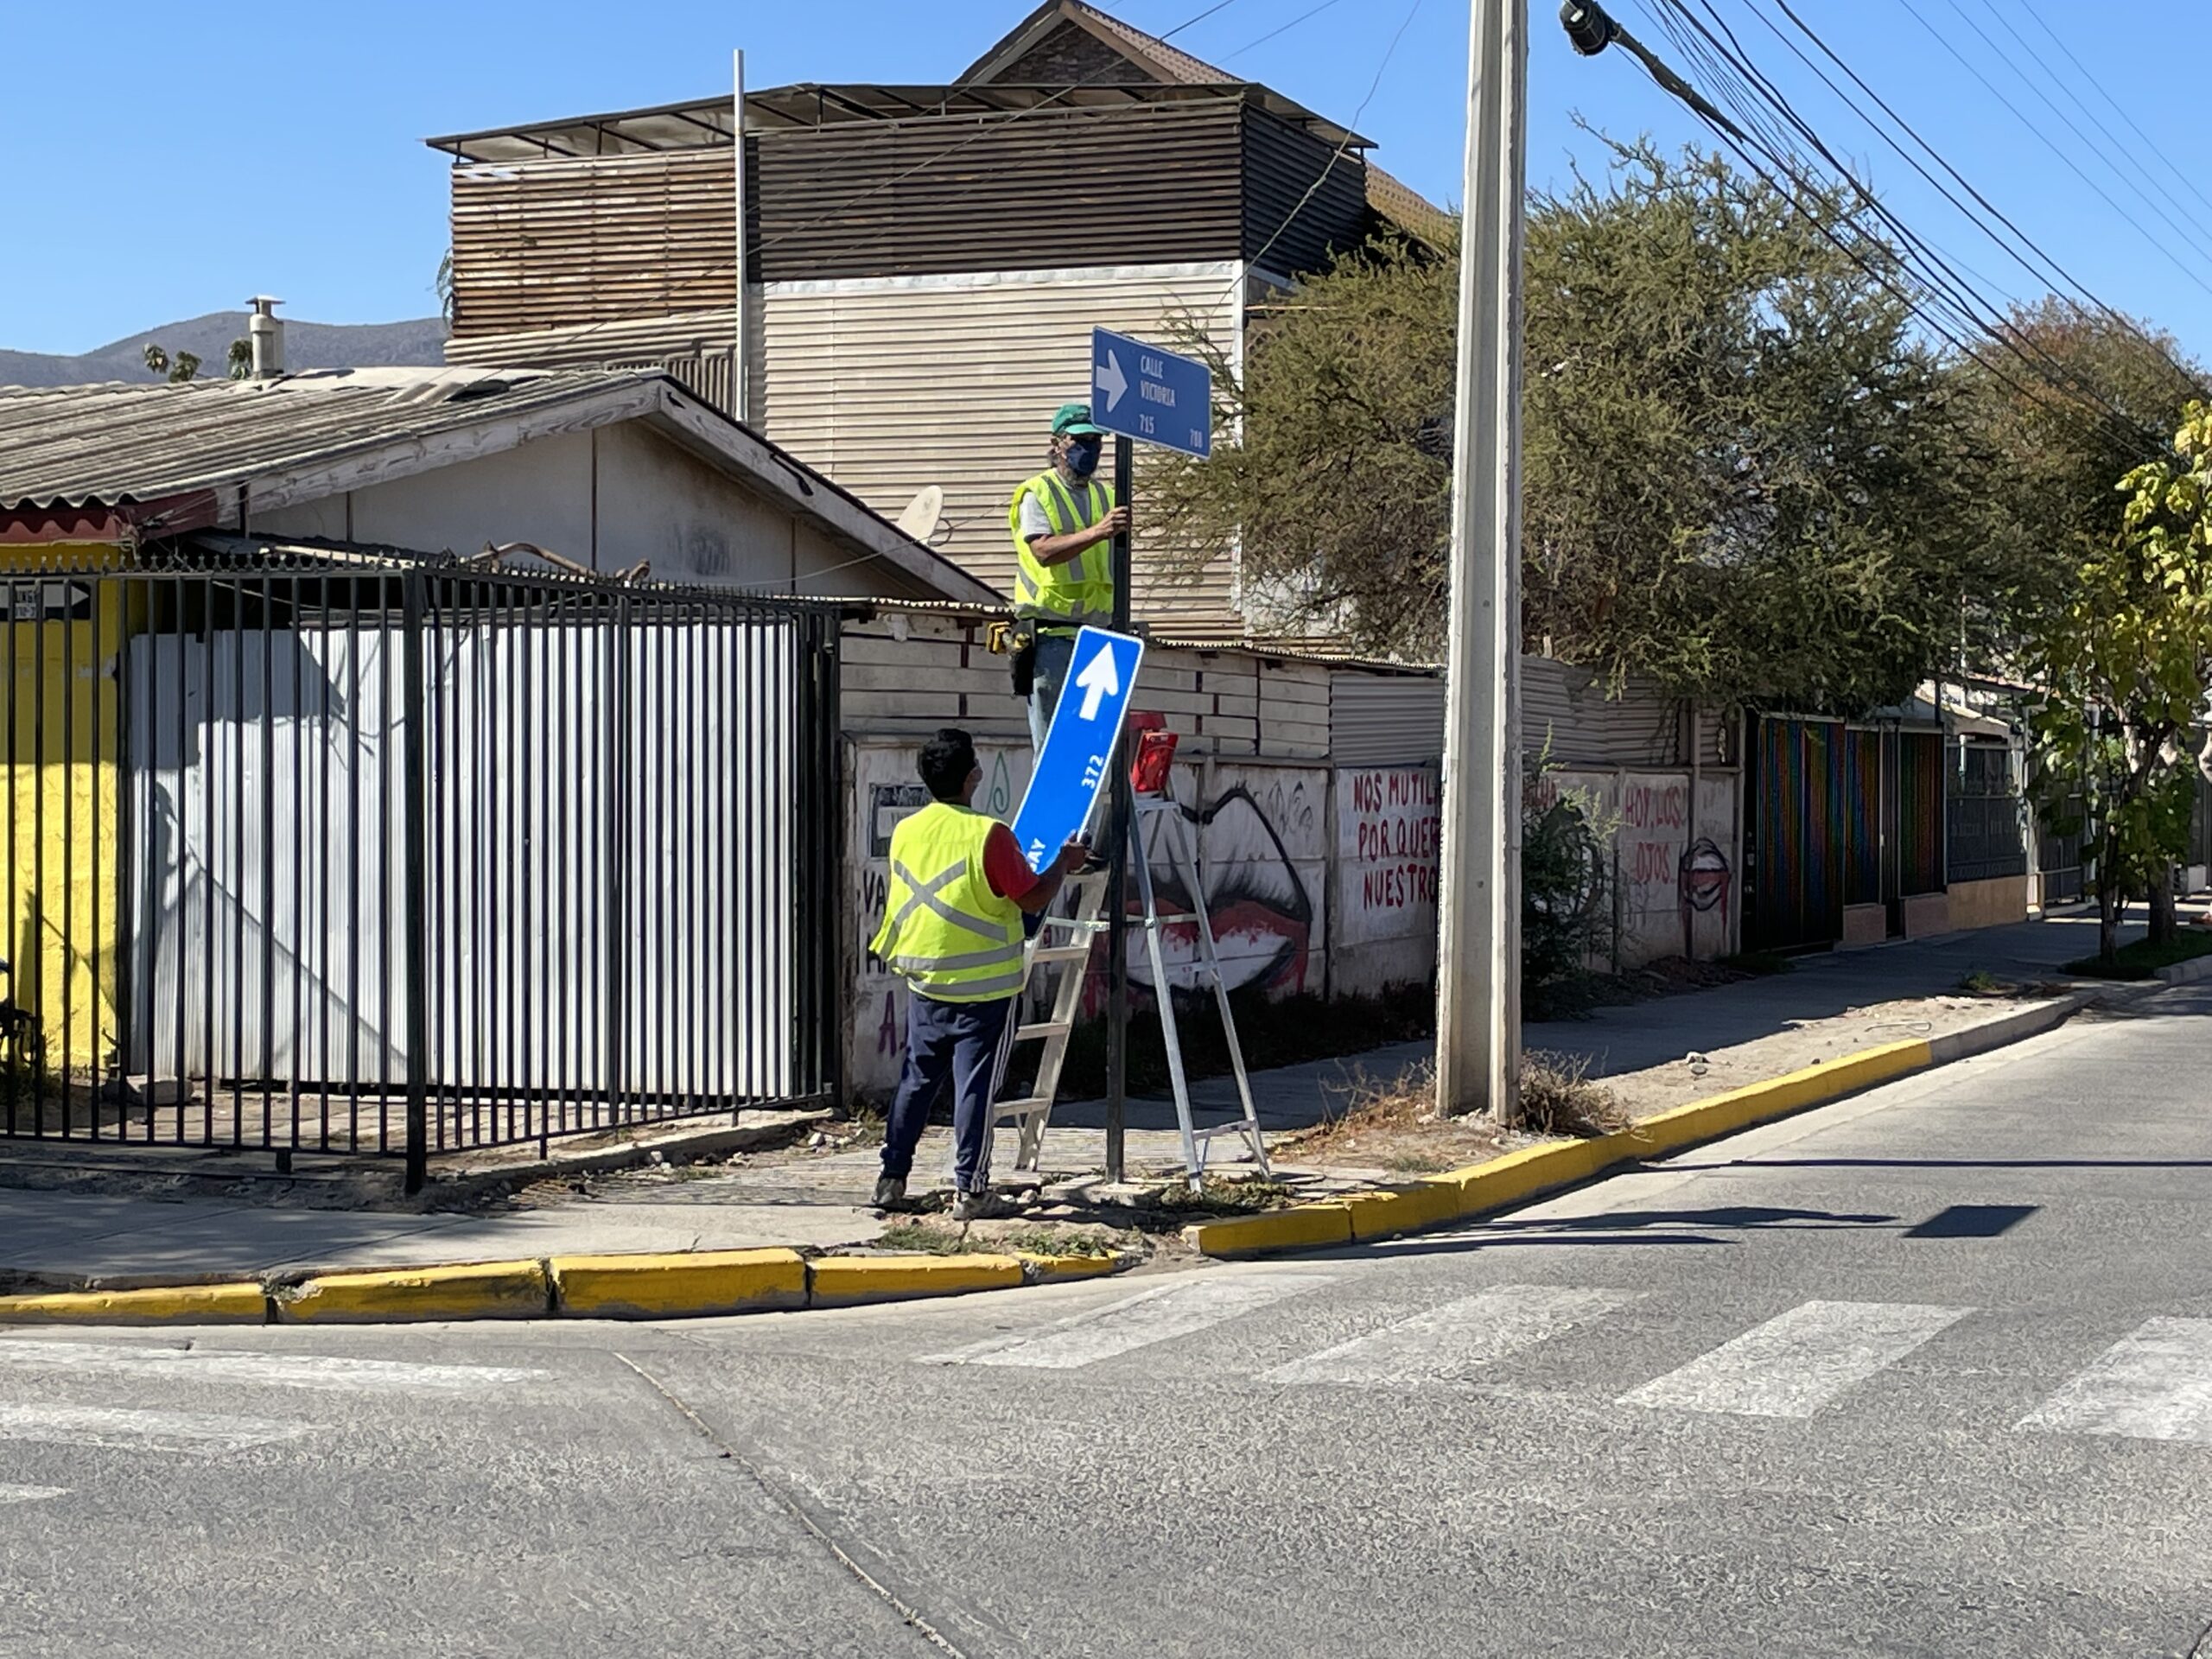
[760,263,1245,626]
[753,102,1243,282]
[1242,108,1370,277]
[449,150,737,340]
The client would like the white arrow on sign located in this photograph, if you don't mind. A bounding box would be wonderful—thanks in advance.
[1071,642,1122,721]
[1094,349,1128,413]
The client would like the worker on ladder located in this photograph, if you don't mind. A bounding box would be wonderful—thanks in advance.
[870,729,1088,1219]
[1007,403,1129,754]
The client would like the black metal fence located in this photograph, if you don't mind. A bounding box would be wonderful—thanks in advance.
[1946,740,2029,886]
[0,560,842,1187]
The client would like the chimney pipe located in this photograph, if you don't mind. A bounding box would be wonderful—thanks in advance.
[247,296,285,379]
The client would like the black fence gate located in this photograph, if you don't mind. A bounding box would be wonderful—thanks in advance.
[0,558,842,1189]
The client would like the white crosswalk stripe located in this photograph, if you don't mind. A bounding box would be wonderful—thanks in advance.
[0,1403,307,1454]
[2017,1317,2212,1445]
[0,1340,542,1395]
[1620,1300,1973,1420]
[0,1484,66,1504]
[1264,1284,1638,1389]
[923,1274,1333,1370]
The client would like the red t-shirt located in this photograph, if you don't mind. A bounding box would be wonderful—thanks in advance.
[982,823,1042,905]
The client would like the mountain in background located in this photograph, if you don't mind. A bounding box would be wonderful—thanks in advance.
[0,313,448,388]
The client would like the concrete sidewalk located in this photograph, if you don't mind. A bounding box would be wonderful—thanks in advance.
[0,908,2183,1292]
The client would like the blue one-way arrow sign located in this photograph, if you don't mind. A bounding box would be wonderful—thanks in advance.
[1091,327,1211,459]
[1010,626,1146,872]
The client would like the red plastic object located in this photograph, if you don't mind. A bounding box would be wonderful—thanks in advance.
[1128,718,1179,796]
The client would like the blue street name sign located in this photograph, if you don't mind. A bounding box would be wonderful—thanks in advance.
[1090,327,1211,459]
[1010,626,1146,872]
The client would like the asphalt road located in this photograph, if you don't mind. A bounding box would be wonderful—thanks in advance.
[5,986,2212,1657]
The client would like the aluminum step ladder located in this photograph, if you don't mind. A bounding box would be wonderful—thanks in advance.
[987,793,1269,1185]
[987,870,1111,1172]
[1128,793,1270,1185]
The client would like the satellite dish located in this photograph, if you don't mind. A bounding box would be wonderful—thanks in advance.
[896,485,944,544]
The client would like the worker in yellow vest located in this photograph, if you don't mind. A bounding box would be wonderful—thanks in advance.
[1008,403,1131,752]
[869,728,1087,1218]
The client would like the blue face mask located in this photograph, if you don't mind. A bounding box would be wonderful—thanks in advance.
[1065,439,1103,479]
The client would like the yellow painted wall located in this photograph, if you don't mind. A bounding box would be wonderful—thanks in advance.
[0,550,129,1071]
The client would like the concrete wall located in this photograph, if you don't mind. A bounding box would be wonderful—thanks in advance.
[1948,874,2028,931]
[1548,768,1743,968]
[1331,766,1440,998]
[257,421,879,594]
[844,735,1333,1098]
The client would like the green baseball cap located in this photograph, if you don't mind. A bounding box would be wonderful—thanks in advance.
[1051,403,1107,438]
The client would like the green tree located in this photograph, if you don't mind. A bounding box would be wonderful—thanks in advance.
[1146,141,1986,712]
[2031,401,2212,962]
[141,343,202,384]
[1955,297,2202,659]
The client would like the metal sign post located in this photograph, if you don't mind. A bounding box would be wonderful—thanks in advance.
[1087,327,1211,1184]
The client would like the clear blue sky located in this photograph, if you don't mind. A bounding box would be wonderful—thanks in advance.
[7,1,2207,362]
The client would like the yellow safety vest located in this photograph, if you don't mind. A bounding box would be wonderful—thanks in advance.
[869,801,1027,1003]
[1009,471,1116,627]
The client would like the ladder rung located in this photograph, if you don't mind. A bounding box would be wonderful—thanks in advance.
[1192,1122,1262,1140]
[1148,912,1199,925]
[1028,944,1092,963]
[1039,915,1110,933]
[1015,1020,1072,1042]
[992,1096,1052,1120]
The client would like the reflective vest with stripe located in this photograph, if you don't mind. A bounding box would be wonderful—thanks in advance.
[1009,471,1116,626]
[868,801,1027,1004]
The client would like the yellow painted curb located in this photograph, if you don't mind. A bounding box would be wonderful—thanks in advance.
[808,1253,1027,1307]
[1180,1200,1351,1257]
[276,1259,550,1325]
[1617,1040,1930,1159]
[1190,1038,1942,1260]
[1437,1135,1612,1216]
[1014,1250,1126,1283]
[1341,1181,1463,1241]
[550,1249,807,1320]
[0,1282,268,1326]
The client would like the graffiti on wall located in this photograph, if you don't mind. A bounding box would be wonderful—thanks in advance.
[1621,778,1690,910]
[1345,767,1440,915]
[1125,782,1317,1006]
[1679,836,1732,929]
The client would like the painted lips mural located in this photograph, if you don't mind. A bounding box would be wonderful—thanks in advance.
[1119,785,1315,1004]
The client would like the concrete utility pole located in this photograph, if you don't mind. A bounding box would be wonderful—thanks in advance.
[1104,434,1135,1183]
[1435,0,1528,1121]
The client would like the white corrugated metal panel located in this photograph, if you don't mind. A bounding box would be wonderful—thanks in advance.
[125,622,796,1096]
[1331,671,1446,766]
[1523,656,1696,769]
[758,262,1245,627]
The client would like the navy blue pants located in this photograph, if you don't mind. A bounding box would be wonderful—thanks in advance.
[881,992,1016,1194]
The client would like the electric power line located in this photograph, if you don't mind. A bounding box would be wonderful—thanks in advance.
[1612,0,2174,462]
[1885,0,2212,306]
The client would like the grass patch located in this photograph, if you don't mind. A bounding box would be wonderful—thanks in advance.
[1517,1050,1629,1138]
[996,1226,1113,1257]
[1146,1174,1297,1215]
[874,1222,971,1255]
[877,1219,1121,1259]
[2063,930,2212,980]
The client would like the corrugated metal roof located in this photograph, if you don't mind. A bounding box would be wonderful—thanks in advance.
[0,367,1001,606]
[0,368,632,512]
